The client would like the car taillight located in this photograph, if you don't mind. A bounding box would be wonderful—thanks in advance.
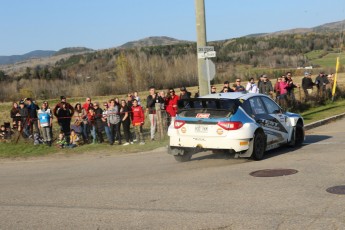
[217,121,243,130]
[174,120,186,129]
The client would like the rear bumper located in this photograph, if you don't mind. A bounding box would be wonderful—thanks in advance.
[169,135,251,152]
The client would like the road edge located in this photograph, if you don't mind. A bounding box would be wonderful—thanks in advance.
[304,112,345,130]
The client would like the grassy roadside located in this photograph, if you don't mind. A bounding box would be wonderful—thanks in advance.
[0,137,168,158]
[301,99,345,124]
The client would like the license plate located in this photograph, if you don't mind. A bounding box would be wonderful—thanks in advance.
[195,125,208,133]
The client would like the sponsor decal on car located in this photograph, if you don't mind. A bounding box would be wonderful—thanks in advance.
[196,113,210,118]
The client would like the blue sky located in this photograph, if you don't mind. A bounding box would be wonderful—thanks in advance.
[1,0,344,56]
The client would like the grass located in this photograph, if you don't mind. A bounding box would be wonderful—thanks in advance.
[301,99,345,123]
[305,50,345,68]
[0,135,168,159]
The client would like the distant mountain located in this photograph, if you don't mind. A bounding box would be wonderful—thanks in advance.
[118,36,193,49]
[0,47,93,65]
[267,19,345,36]
[54,47,94,56]
[0,50,55,65]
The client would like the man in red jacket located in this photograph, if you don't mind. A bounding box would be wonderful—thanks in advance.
[131,99,145,145]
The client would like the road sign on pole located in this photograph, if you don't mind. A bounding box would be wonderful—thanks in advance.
[197,46,214,53]
[198,51,216,59]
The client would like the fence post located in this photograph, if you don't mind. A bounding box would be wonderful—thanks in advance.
[155,103,164,140]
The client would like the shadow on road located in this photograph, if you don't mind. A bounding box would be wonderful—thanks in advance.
[189,134,332,162]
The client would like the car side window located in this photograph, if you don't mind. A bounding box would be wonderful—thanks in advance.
[249,97,266,115]
[241,100,254,117]
[261,97,281,114]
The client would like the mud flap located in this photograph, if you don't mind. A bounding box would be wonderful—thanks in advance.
[235,138,254,158]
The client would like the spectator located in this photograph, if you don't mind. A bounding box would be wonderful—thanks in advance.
[0,125,11,140]
[56,102,73,144]
[127,94,134,108]
[132,99,145,145]
[220,81,234,92]
[43,101,54,140]
[120,100,133,145]
[259,75,273,96]
[165,88,179,126]
[93,102,105,144]
[234,78,245,92]
[146,86,163,141]
[53,96,74,132]
[210,86,217,94]
[82,97,92,112]
[286,72,299,101]
[302,72,315,101]
[179,86,191,99]
[87,107,97,144]
[274,77,282,100]
[105,99,121,145]
[222,87,229,93]
[102,102,112,145]
[315,72,329,99]
[10,102,21,130]
[25,98,39,137]
[246,77,259,93]
[18,100,30,137]
[68,129,79,148]
[37,102,53,146]
[278,77,289,108]
[73,102,88,143]
[56,132,67,149]
[133,91,141,106]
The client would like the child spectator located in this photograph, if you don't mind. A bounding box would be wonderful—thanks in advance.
[0,125,7,141]
[68,129,79,148]
[56,132,67,148]
[37,102,53,146]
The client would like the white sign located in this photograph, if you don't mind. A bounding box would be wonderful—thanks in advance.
[198,51,216,59]
[202,59,216,81]
[198,46,214,53]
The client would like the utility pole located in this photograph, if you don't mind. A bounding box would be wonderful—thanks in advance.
[195,0,208,96]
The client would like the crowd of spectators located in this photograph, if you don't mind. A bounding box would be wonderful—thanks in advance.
[1,72,335,144]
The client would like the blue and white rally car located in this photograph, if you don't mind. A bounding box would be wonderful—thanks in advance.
[167,92,304,162]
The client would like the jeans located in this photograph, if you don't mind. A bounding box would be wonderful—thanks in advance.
[104,125,112,144]
[109,123,121,144]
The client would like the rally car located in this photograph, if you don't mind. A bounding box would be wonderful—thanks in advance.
[167,92,304,162]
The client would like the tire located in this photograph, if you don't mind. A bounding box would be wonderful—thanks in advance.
[294,124,304,147]
[174,150,193,162]
[288,123,304,147]
[251,131,266,161]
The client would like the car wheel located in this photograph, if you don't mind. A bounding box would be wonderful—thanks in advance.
[174,149,193,162]
[294,123,304,147]
[251,131,266,161]
[288,123,304,147]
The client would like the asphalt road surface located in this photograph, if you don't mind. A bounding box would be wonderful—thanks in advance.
[1,119,345,229]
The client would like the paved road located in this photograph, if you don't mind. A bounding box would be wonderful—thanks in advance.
[1,119,345,229]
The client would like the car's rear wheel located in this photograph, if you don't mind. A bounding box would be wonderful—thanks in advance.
[174,150,192,162]
[251,131,266,161]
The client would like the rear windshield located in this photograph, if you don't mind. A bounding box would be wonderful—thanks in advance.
[177,99,239,118]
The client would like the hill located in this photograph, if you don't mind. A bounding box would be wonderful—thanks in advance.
[118,36,193,49]
[0,47,93,66]
[0,50,55,65]
[54,47,94,56]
